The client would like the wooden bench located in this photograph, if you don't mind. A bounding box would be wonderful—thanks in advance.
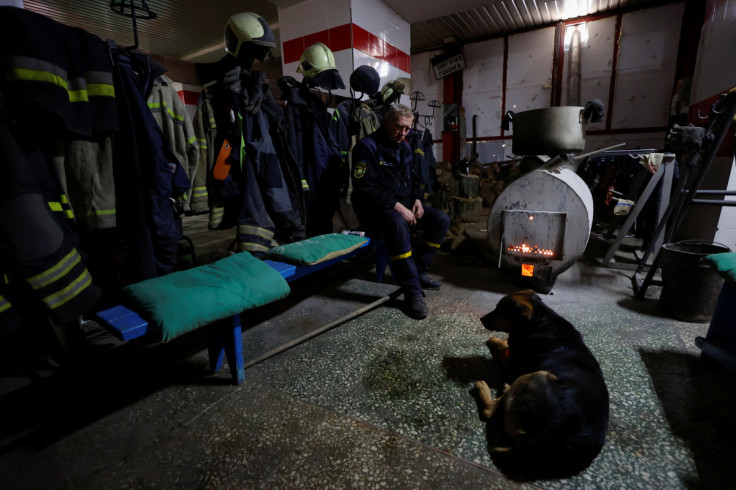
[95,239,371,385]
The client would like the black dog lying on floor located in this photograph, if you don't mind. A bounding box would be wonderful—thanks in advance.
[475,290,609,479]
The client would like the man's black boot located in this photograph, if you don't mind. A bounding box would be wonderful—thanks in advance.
[419,272,441,291]
[405,294,428,319]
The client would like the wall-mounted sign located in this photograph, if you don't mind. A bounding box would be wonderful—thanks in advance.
[431,48,466,80]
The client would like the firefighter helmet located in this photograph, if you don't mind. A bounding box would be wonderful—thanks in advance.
[297,42,345,89]
[297,42,337,79]
[350,65,380,98]
[381,77,412,105]
[224,12,276,58]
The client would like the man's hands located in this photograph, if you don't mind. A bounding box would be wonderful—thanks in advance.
[412,199,424,220]
[394,200,424,226]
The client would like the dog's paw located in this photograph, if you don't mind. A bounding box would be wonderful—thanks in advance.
[474,381,498,420]
[491,446,513,454]
[486,337,509,351]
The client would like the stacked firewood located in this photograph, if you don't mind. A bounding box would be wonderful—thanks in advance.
[431,157,544,240]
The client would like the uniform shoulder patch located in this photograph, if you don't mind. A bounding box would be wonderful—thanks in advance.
[353,160,367,179]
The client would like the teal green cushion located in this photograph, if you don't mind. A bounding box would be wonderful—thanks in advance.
[702,252,736,283]
[122,252,290,342]
[264,233,368,265]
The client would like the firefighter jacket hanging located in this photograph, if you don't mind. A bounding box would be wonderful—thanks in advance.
[0,6,118,332]
[278,75,343,236]
[330,97,382,197]
[147,74,199,213]
[0,95,101,328]
[406,128,437,196]
[0,6,119,233]
[206,66,305,253]
[191,92,216,215]
[0,6,118,136]
[109,48,191,281]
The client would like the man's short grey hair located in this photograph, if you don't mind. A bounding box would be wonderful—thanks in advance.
[385,103,414,122]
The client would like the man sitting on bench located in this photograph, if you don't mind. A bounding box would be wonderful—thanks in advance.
[350,104,450,320]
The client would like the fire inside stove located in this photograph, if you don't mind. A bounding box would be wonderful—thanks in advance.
[501,210,567,260]
[506,243,555,256]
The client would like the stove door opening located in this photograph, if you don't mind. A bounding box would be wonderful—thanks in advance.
[501,210,567,261]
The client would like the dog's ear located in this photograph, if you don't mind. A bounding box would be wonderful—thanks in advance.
[509,291,535,320]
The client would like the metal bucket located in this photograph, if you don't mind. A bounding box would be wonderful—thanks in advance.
[659,241,731,322]
[510,106,586,155]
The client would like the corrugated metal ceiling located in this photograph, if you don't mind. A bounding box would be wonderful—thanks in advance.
[20,0,672,62]
[21,0,280,63]
[407,0,671,52]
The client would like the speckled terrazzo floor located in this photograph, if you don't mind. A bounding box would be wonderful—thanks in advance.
[1,233,736,489]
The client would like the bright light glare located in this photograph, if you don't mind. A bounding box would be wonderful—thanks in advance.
[564,0,588,19]
[564,22,588,51]
[377,61,389,78]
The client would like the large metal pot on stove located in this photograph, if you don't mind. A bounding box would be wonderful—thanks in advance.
[502,99,605,155]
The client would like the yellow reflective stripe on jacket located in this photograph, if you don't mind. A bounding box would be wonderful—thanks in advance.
[7,66,72,91]
[87,82,115,97]
[234,241,272,253]
[420,239,442,248]
[414,148,425,156]
[82,70,115,89]
[48,201,75,219]
[192,186,208,197]
[302,179,310,190]
[42,268,93,310]
[209,206,224,227]
[0,295,11,314]
[147,100,185,123]
[27,249,81,290]
[390,250,412,261]
[5,68,114,101]
[237,224,275,240]
[86,209,116,217]
[5,56,115,101]
[60,195,75,219]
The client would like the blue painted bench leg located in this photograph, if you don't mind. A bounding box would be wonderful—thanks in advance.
[373,236,395,284]
[207,314,245,385]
